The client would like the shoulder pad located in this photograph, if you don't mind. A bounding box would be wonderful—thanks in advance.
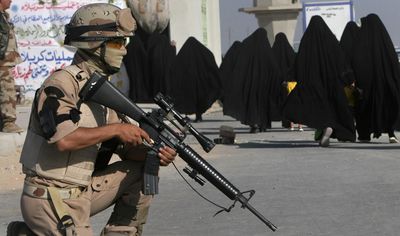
[62,65,89,81]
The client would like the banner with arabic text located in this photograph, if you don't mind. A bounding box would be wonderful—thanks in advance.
[10,0,128,99]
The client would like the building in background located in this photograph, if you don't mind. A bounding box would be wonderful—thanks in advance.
[170,0,221,65]
[239,0,302,46]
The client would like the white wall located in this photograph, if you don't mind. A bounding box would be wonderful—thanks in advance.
[169,0,222,65]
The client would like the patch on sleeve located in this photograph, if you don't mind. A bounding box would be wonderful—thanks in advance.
[39,96,59,140]
[39,86,82,140]
[44,86,65,99]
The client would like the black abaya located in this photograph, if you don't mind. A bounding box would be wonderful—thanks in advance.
[167,37,221,116]
[351,14,400,139]
[272,32,296,122]
[223,28,281,128]
[123,35,150,102]
[282,16,356,141]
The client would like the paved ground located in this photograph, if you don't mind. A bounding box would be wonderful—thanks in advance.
[1,104,400,236]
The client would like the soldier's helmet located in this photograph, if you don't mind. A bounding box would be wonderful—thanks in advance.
[64,3,136,49]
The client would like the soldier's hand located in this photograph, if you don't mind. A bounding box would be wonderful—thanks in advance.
[158,146,176,166]
[115,123,151,146]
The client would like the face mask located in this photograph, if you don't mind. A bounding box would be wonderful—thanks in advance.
[102,46,127,74]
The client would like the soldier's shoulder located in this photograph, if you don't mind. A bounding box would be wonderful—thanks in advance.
[44,68,73,82]
[42,67,80,91]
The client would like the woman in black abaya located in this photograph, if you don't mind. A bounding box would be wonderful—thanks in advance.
[351,14,400,143]
[282,16,356,147]
[340,21,360,62]
[146,33,176,99]
[123,35,150,102]
[167,37,221,122]
[220,41,242,114]
[272,32,298,129]
[223,28,281,133]
[339,21,361,119]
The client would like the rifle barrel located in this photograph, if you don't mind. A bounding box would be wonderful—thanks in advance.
[177,143,277,231]
[237,195,277,231]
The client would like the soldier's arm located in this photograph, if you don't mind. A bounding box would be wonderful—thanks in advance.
[37,72,151,152]
[56,123,150,152]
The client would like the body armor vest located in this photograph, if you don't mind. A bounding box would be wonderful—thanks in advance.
[20,65,113,187]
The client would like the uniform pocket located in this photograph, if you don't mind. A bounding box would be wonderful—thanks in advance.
[91,175,118,191]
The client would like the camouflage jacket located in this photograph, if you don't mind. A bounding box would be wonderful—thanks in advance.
[0,11,10,60]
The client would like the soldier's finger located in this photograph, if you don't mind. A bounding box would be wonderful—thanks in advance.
[158,151,174,163]
[159,159,168,166]
[140,129,151,143]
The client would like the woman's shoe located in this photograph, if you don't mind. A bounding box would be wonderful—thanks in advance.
[319,127,332,147]
[389,136,399,143]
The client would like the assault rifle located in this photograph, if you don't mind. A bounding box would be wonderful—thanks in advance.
[79,72,277,232]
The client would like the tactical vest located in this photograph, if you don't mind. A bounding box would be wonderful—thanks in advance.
[20,65,114,187]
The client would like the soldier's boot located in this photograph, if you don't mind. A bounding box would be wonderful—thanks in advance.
[2,122,24,133]
[6,221,36,236]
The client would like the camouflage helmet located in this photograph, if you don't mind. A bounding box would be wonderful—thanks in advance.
[64,3,137,49]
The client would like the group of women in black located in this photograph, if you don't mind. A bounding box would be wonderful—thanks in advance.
[123,28,221,122]
[123,14,400,146]
[221,14,400,146]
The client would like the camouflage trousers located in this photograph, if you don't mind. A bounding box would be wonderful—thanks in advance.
[0,66,17,123]
[21,160,152,236]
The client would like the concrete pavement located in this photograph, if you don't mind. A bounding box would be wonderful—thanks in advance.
[1,104,400,236]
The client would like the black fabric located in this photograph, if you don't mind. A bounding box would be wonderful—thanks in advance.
[272,33,295,82]
[340,21,360,63]
[282,16,356,141]
[223,28,281,128]
[39,87,81,139]
[44,86,65,98]
[96,138,120,171]
[64,22,118,44]
[167,37,221,115]
[219,41,242,104]
[272,32,296,122]
[123,35,151,102]
[39,97,59,140]
[351,14,400,138]
[146,32,176,99]
[54,109,81,125]
[123,23,173,103]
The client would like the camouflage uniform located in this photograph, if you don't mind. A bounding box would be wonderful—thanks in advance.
[0,10,23,133]
[19,53,152,236]
[15,4,153,236]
